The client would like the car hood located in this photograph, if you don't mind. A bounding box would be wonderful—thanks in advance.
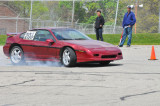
[62,40,117,49]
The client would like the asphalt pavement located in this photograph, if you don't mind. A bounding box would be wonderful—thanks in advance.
[0,45,160,106]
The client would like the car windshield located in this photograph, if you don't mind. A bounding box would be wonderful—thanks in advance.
[52,29,91,40]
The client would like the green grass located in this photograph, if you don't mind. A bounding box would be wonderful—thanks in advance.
[0,34,160,45]
[0,35,7,45]
[88,33,160,45]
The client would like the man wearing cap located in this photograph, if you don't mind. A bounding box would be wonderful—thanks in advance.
[119,6,136,47]
[95,9,105,41]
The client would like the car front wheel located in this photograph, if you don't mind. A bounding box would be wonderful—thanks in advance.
[61,47,77,67]
[10,46,25,65]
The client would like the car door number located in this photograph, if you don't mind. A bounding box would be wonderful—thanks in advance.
[24,31,37,40]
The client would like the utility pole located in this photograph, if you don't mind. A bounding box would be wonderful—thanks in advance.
[71,0,75,28]
[113,0,119,34]
[159,7,160,33]
[16,14,20,33]
[29,0,33,30]
[135,0,138,34]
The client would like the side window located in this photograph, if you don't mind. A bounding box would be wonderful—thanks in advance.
[20,32,26,39]
[34,30,55,42]
[23,31,37,40]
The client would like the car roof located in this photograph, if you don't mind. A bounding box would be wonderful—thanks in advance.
[33,27,74,30]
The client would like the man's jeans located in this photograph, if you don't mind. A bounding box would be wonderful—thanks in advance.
[95,28,103,41]
[120,27,132,46]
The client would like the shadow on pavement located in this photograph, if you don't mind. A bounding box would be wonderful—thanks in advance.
[76,63,123,68]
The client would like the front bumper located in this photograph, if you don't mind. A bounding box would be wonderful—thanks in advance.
[75,49,123,63]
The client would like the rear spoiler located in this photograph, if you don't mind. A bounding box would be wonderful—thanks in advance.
[7,33,20,37]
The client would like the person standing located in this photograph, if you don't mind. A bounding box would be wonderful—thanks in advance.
[119,6,136,47]
[95,9,105,41]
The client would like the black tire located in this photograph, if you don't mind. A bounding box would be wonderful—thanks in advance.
[99,61,111,66]
[61,47,77,67]
[10,46,25,65]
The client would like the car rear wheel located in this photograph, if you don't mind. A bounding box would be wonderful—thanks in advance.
[99,61,111,66]
[62,47,76,67]
[10,46,25,65]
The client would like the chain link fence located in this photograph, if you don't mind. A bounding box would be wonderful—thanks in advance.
[32,20,123,34]
[0,0,159,34]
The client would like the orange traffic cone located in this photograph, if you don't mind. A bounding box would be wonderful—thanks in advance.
[149,46,157,60]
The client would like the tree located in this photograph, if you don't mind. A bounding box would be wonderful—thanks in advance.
[5,1,48,19]
[83,0,117,25]
[136,0,159,33]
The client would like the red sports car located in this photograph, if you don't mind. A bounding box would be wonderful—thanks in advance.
[3,28,123,67]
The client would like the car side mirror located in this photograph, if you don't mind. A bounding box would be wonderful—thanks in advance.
[46,39,54,45]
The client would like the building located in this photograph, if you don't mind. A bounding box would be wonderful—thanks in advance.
[0,4,29,35]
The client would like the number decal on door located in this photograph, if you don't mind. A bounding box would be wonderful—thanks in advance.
[24,31,37,40]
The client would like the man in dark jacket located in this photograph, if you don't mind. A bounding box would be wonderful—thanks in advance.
[95,9,105,41]
[119,6,136,47]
